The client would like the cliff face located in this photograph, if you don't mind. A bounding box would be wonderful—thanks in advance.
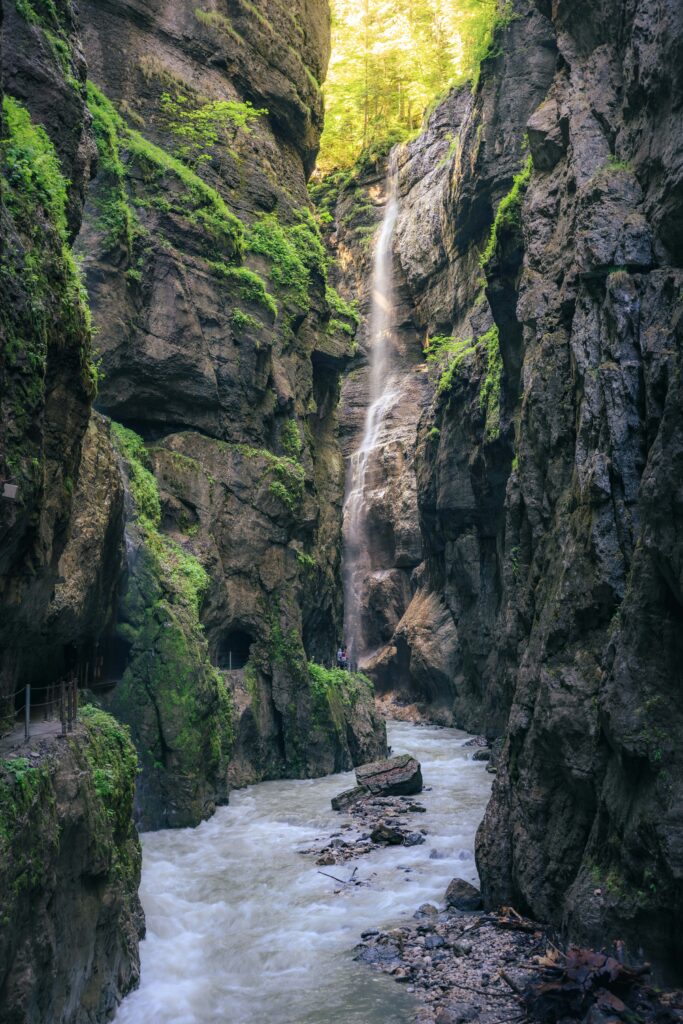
[0,709,144,1023]
[2,0,384,831]
[475,0,683,978]
[0,0,111,719]
[325,0,683,977]
[69,0,386,821]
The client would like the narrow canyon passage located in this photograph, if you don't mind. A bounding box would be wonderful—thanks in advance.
[115,722,491,1024]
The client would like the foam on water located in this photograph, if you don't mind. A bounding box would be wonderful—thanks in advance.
[115,721,492,1024]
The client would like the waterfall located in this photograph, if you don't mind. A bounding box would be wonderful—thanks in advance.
[343,155,400,667]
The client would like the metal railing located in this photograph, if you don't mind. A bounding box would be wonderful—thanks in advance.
[0,678,80,741]
[0,657,114,743]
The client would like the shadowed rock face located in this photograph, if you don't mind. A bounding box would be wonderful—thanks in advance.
[324,0,683,980]
[70,0,387,818]
[0,711,144,1024]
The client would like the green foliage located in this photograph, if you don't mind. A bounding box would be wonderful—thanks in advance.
[435,337,479,395]
[281,418,303,459]
[327,318,356,337]
[480,155,532,267]
[3,95,69,239]
[110,422,161,527]
[209,262,277,317]
[87,83,144,253]
[245,208,327,311]
[319,0,498,170]
[194,7,243,44]
[606,155,633,172]
[231,308,263,333]
[127,127,245,256]
[326,284,359,326]
[478,325,503,440]
[428,324,503,438]
[296,551,316,572]
[158,90,266,167]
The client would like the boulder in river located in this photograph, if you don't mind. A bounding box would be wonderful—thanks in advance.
[331,786,368,811]
[355,753,423,796]
[445,878,483,911]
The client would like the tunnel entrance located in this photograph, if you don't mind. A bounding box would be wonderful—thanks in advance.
[217,629,254,671]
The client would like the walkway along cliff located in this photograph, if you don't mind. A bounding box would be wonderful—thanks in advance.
[1,0,682,1017]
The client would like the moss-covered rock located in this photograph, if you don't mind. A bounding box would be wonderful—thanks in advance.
[0,709,143,1023]
[110,423,233,830]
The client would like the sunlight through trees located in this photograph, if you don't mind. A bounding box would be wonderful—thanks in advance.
[319,0,498,170]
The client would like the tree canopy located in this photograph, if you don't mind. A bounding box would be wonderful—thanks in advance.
[318,0,498,171]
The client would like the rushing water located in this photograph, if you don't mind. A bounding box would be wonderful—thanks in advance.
[116,722,491,1024]
[343,156,401,663]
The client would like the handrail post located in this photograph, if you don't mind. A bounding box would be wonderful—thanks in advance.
[24,685,30,742]
[60,680,67,737]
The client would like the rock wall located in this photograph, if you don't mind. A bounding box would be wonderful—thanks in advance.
[0,0,110,718]
[0,709,144,1023]
[70,0,386,819]
[2,0,385,830]
[325,0,683,978]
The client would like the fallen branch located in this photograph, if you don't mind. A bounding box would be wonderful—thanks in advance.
[499,970,524,995]
[318,870,353,885]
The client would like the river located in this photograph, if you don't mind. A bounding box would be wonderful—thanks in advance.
[116,721,492,1024]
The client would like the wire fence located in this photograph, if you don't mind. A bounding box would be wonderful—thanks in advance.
[0,657,118,744]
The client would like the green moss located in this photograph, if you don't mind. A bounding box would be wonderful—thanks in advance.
[79,706,138,829]
[480,156,532,268]
[245,208,327,312]
[127,127,244,256]
[296,551,316,573]
[86,83,144,254]
[194,7,244,45]
[478,325,503,441]
[111,423,233,804]
[281,418,303,459]
[1,95,95,497]
[231,308,263,333]
[307,662,375,736]
[209,262,277,317]
[12,0,81,93]
[110,421,161,527]
[428,335,479,396]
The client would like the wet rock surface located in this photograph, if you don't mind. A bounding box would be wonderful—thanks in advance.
[322,0,683,979]
[0,711,144,1024]
[355,904,683,1024]
[356,753,424,796]
[303,791,430,865]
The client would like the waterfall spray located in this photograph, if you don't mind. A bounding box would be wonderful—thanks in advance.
[343,155,400,666]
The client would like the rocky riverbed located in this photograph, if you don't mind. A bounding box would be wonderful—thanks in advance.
[297,736,683,1024]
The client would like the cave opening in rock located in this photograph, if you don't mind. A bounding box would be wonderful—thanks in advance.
[217,629,254,670]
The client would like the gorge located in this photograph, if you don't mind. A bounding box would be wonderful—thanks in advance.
[1,0,683,1021]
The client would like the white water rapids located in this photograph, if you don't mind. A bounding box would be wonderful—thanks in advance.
[116,722,491,1024]
[343,157,401,662]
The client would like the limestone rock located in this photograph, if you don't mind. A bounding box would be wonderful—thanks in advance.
[0,710,144,1023]
[356,753,423,796]
[445,879,483,912]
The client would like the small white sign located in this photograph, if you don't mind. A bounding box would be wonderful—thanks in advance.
[3,484,19,500]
